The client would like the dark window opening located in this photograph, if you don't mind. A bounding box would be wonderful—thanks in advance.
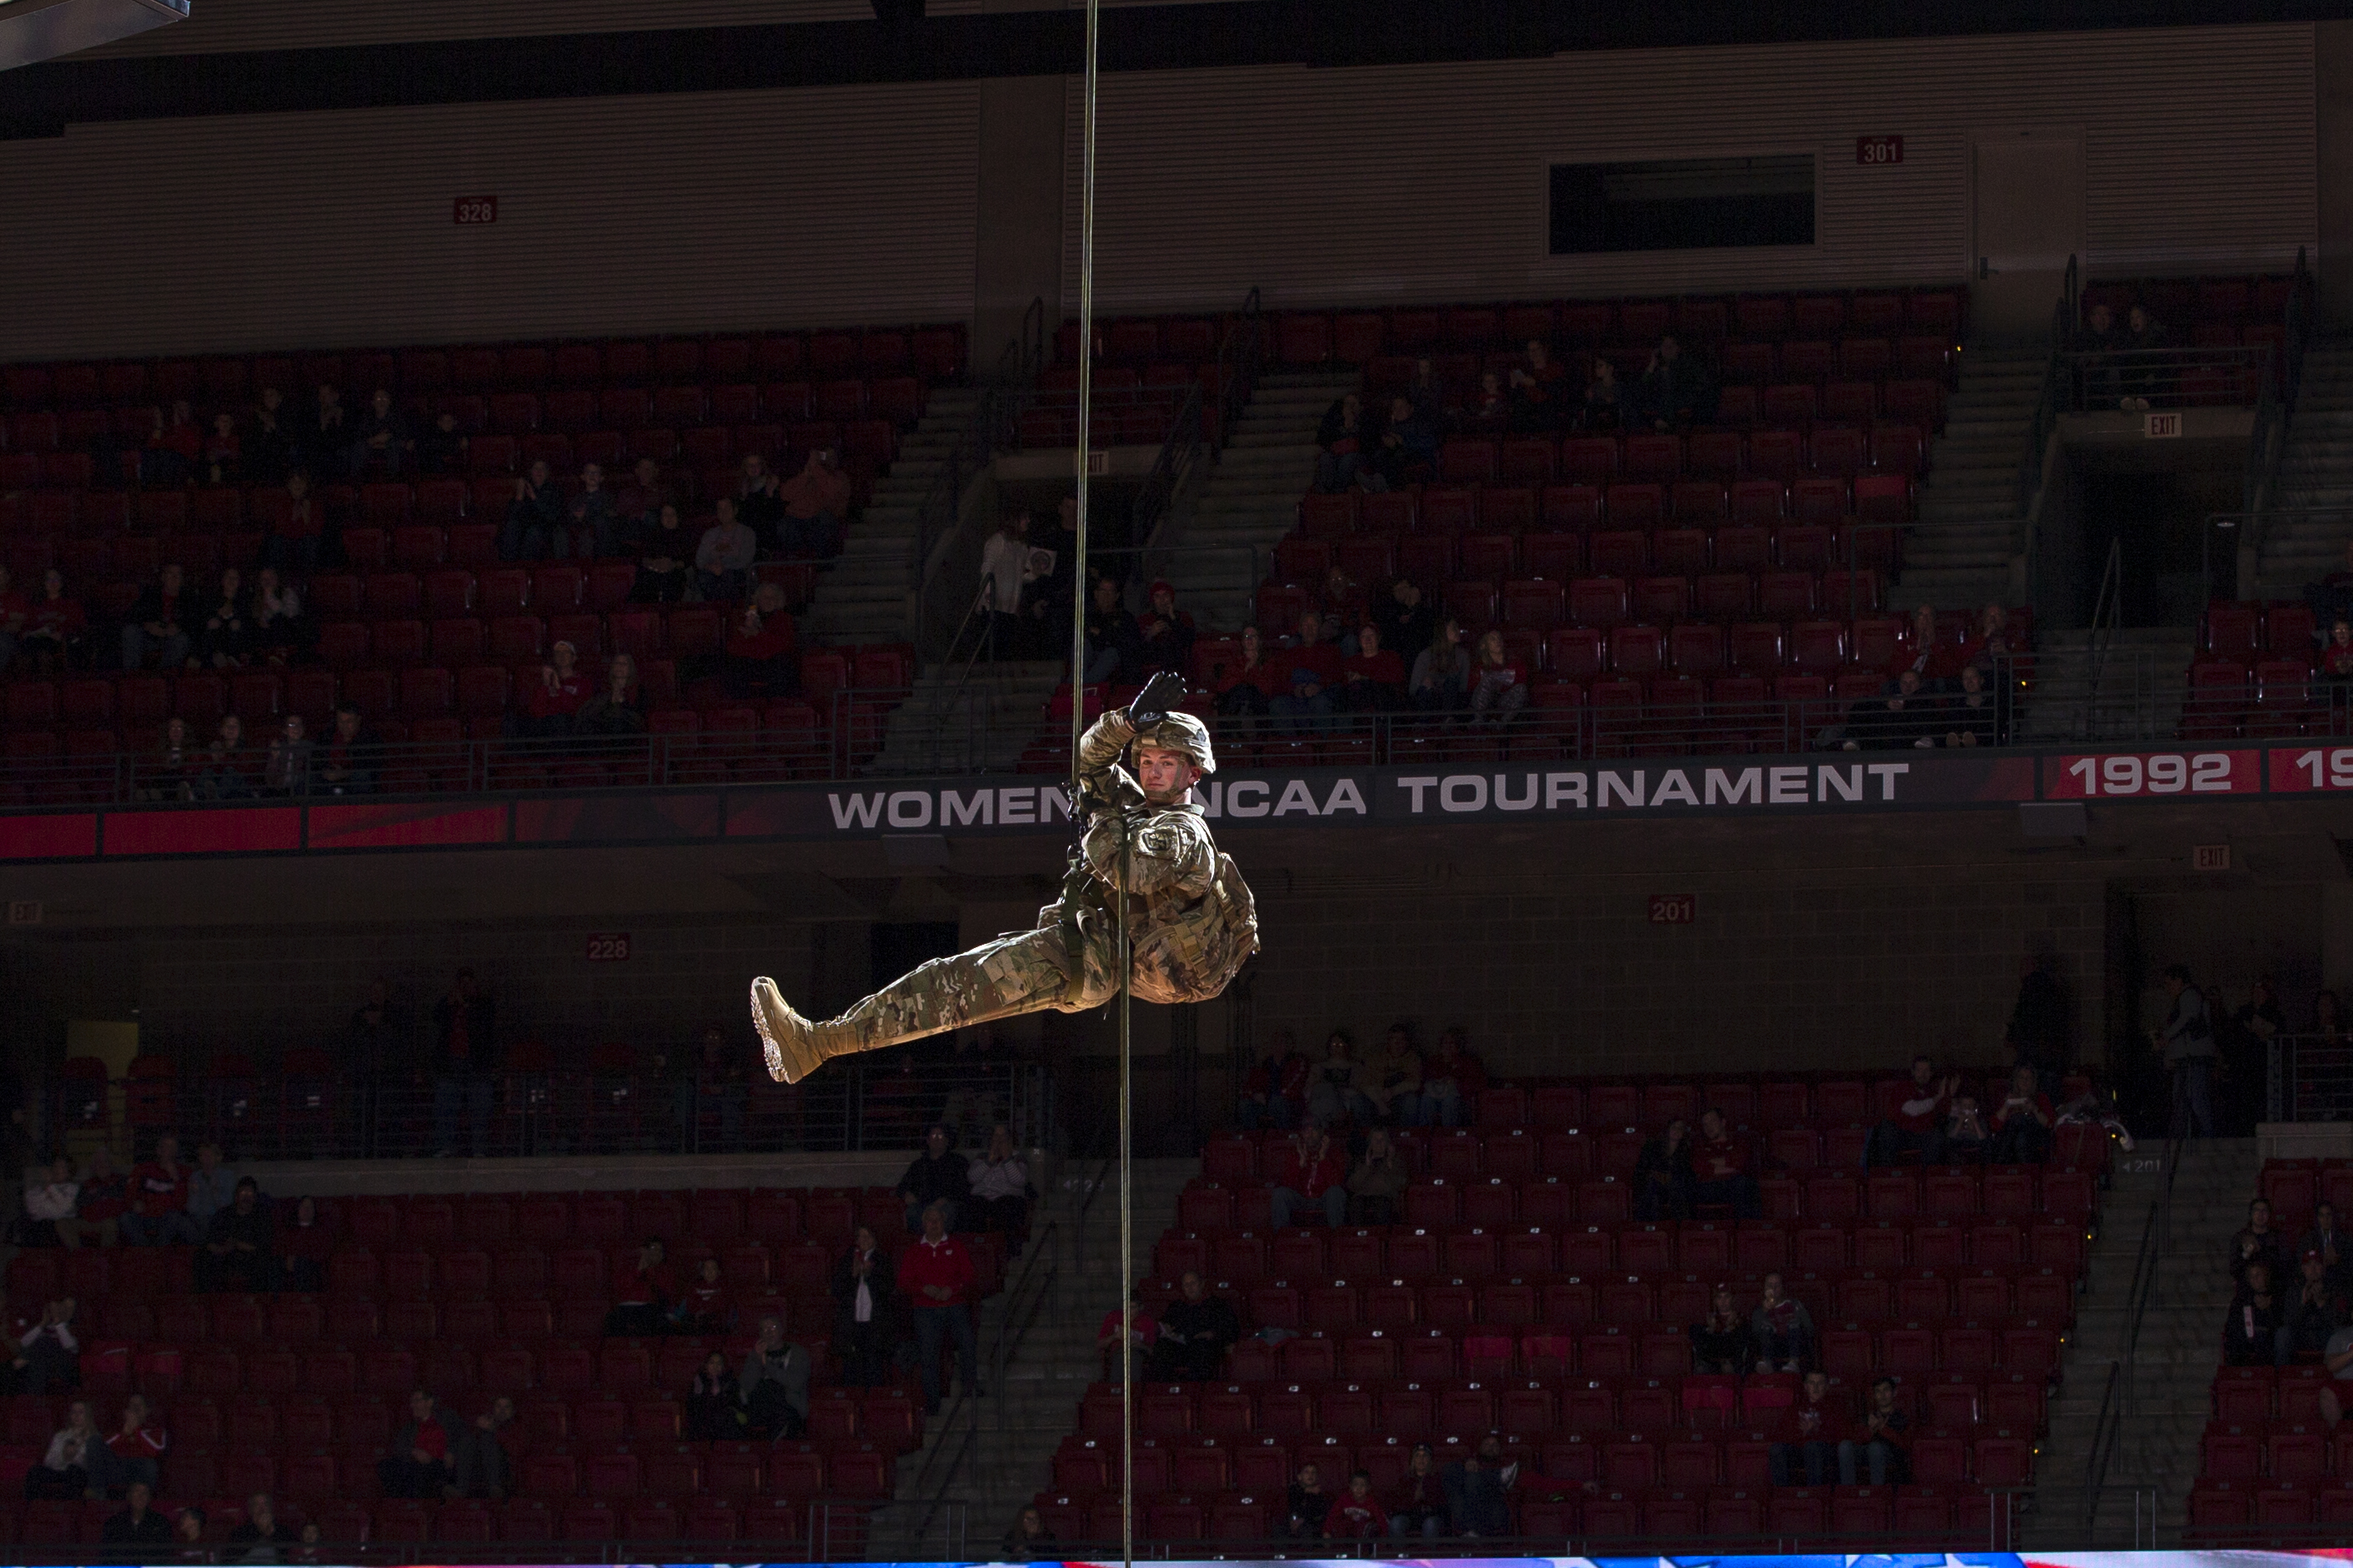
[1550,155,1816,254]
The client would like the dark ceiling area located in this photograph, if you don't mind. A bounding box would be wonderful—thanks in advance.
[5,0,2351,137]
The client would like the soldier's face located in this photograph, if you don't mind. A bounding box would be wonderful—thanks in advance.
[1135,744,1200,801]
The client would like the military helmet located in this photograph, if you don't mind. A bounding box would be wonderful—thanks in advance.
[1132,710,1216,775]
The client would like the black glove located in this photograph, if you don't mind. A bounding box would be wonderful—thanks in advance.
[1129,672,1187,729]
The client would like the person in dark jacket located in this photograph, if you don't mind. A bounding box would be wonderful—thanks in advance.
[378,1391,459,1499]
[897,1125,970,1233]
[1636,335,1716,430]
[2224,1261,2291,1366]
[102,1481,172,1545]
[452,1396,516,1501]
[1313,394,1376,493]
[1633,1118,1695,1221]
[1079,577,1142,686]
[498,460,567,561]
[226,1491,290,1549]
[832,1226,900,1387]
[687,1350,749,1441]
[1691,1285,1762,1374]
[1148,1269,1239,1381]
[195,1178,273,1294]
[430,968,498,1158]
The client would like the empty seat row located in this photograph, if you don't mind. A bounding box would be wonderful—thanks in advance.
[69,1291,831,1351]
[1300,485,1910,543]
[2258,1158,2353,1221]
[2181,658,2351,741]
[2216,1366,2353,1424]
[2205,599,2326,661]
[0,1493,827,1548]
[2082,276,2304,326]
[2203,1421,2353,1484]
[0,327,967,412]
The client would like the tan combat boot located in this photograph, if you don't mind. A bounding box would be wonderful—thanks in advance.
[749,976,857,1084]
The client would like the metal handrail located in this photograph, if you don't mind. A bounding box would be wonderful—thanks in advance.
[2083,535,2125,726]
[2082,1357,2124,1532]
[2017,254,2076,522]
[1129,378,1205,555]
[2120,1135,2186,1415]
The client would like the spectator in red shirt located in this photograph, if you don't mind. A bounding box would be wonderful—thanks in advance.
[606,1239,677,1336]
[1689,1107,1759,1218]
[1751,1271,1816,1372]
[1770,1369,1846,1486]
[21,568,85,673]
[103,1393,167,1493]
[522,640,592,739]
[1268,1126,1348,1229]
[672,1256,733,1335]
[1238,1028,1309,1131]
[1271,609,1341,736]
[121,563,190,672]
[720,582,798,699]
[1335,624,1406,713]
[778,447,852,557]
[276,1195,333,1293]
[1989,1065,2056,1164]
[900,1203,978,1415]
[1867,1055,1958,1167]
[69,1147,129,1248]
[1330,1471,1390,1540]
[263,472,326,574]
[121,1134,197,1246]
[1419,1026,1486,1128]
[1212,623,1276,723]
[377,1390,458,1500]
[1097,1286,1157,1381]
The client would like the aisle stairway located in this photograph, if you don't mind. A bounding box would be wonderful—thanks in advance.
[2014,627,2197,744]
[867,1157,1199,1559]
[800,387,982,647]
[2024,1138,2262,1549]
[2254,342,2353,600]
[1158,372,1360,632]
[1896,348,2045,610]
[865,658,1066,776]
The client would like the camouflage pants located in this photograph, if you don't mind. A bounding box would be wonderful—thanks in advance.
[824,914,1122,1055]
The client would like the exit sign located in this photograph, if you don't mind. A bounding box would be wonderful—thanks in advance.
[452,195,499,226]
[1856,136,1905,165]
[2146,411,2183,439]
[1648,893,1696,925]
[2193,844,2231,871]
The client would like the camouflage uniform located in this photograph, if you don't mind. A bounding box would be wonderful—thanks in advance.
[752,707,1257,1080]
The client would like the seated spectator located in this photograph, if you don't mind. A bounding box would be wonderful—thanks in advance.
[832,1226,899,1387]
[452,1396,516,1501]
[498,460,567,562]
[1304,1031,1375,1129]
[695,497,759,601]
[202,412,242,487]
[316,707,377,795]
[196,1176,273,1292]
[1839,1376,1911,1485]
[350,387,412,476]
[264,472,328,575]
[735,454,786,553]
[1462,370,1508,434]
[1867,1056,1957,1167]
[1098,1287,1157,1381]
[1149,1270,1238,1382]
[966,1124,1030,1241]
[1335,624,1406,714]
[1346,1126,1407,1226]
[229,1491,291,1548]
[1404,358,1445,427]
[1270,610,1341,737]
[1468,630,1528,729]
[2291,1249,2347,1358]
[1506,352,1561,434]
[137,717,197,804]
[7,1295,80,1396]
[1372,576,1436,667]
[564,462,617,558]
[104,1393,166,1492]
[1689,1107,1760,1217]
[2234,1198,2293,1286]
[719,583,798,700]
[67,1147,127,1248]
[519,641,592,740]
[2322,620,2353,725]
[276,1195,332,1292]
[1771,1369,1845,1486]
[898,1124,970,1234]
[1002,1505,1057,1560]
[1988,1065,2055,1163]
[172,1506,207,1551]
[1236,1027,1307,1131]
[1443,1433,1519,1536]
[143,401,201,487]
[672,1256,734,1336]
[779,446,852,557]
[193,715,256,803]
[1941,1092,1992,1162]
[1386,1443,1446,1540]
[605,1238,676,1336]
[612,457,670,531]
[632,503,697,603]
[195,568,250,670]
[379,1392,457,1499]
[2305,1202,2353,1291]
[23,1157,76,1247]
[1211,623,1275,723]
[20,568,87,672]
[1135,580,1196,678]
[416,409,466,476]
[26,1398,101,1499]
[2118,302,2170,411]
[1281,1461,1333,1540]
[0,566,27,673]
[1313,393,1374,494]
[1409,617,1472,717]
[262,715,315,796]
[1420,1026,1485,1128]
[1331,1470,1389,1540]
[1942,662,2001,746]
[1576,357,1625,432]
[1842,668,1936,750]
[187,1141,237,1231]
[1691,1284,1761,1374]
[1751,1271,1816,1371]
[121,564,191,672]
[1268,1126,1348,1229]
[2224,1261,2291,1366]
[1637,334,1716,429]
[102,1480,172,1545]
[1367,1025,1423,1124]
[246,389,295,483]
[687,1348,750,1441]
[1366,401,1421,490]
[1081,577,1142,686]
[573,652,647,740]
[1634,1117,1695,1221]
[740,1314,812,1439]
